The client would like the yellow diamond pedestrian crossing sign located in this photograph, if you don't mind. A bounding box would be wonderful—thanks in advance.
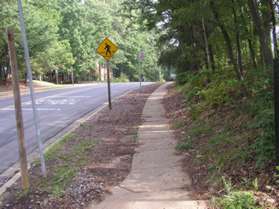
[97,37,118,61]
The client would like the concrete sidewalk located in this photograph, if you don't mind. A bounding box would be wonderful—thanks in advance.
[89,83,208,209]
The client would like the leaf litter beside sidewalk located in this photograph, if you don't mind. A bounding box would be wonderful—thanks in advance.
[0,84,160,209]
[163,84,279,209]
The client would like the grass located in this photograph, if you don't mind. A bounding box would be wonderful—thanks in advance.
[175,122,213,152]
[36,132,96,197]
[168,75,278,208]
[172,120,185,129]
[48,166,76,197]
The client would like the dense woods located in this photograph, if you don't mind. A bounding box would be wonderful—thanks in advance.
[125,0,279,207]
[126,0,279,163]
[0,0,162,83]
[127,0,278,79]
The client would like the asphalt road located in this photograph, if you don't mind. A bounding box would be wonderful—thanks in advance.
[0,82,151,174]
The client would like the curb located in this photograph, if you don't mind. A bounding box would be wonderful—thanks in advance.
[0,88,134,199]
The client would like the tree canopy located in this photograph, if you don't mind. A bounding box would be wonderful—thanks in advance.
[124,0,278,82]
[0,0,162,83]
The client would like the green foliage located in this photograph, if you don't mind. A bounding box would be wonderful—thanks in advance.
[50,165,76,197]
[41,132,95,197]
[176,140,193,151]
[0,0,161,82]
[249,106,275,167]
[189,123,213,137]
[215,191,262,209]
[179,69,243,107]
[175,68,276,205]
[172,120,185,129]
[245,81,275,167]
[200,79,242,107]
[274,166,279,185]
[175,122,212,151]
[113,74,129,82]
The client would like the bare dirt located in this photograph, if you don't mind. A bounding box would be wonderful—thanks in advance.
[0,84,160,209]
[0,81,60,99]
[162,84,210,199]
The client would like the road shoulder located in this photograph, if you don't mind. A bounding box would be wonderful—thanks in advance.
[0,84,160,209]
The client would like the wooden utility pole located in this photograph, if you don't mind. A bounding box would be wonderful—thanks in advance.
[7,29,30,191]
[106,61,112,110]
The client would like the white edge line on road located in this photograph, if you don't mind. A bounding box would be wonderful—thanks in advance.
[0,88,134,200]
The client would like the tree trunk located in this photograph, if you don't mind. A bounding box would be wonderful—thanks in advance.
[232,0,244,78]
[236,0,257,68]
[210,1,242,80]
[209,45,216,71]
[202,18,212,71]
[248,0,273,69]
[248,39,257,68]
[269,0,278,58]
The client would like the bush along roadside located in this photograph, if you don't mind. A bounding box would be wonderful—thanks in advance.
[163,70,279,209]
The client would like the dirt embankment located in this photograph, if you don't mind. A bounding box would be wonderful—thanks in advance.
[163,84,279,208]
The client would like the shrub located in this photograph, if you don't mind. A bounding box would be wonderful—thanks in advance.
[200,79,242,107]
[113,74,129,82]
[215,191,262,209]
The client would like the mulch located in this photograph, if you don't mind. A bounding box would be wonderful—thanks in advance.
[162,84,210,199]
[0,84,160,209]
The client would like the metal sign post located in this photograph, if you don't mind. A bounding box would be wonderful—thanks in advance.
[17,0,47,177]
[138,50,145,87]
[106,61,112,110]
[97,37,118,110]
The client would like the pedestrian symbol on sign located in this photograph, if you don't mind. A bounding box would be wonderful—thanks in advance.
[105,44,111,56]
[97,37,118,61]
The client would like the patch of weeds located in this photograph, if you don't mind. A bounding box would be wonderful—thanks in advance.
[189,103,206,120]
[246,91,275,167]
[250,109,275,168]
[15,189,31,201]
[213,177,262,209]
[172,120,184,129]
[176,138,193,151]
[229,147,250,164]
[40,165,76,197]
[214,191,262,209]
[209,132,230,146]
[71,139,95,166]
[45,133,76,161]
[37,133,95,197]
[80,123,92,130]
[274,166,279,185]
[189,122,213,138]
[72,139,95,155]
[132,132,139,142]
[175,122,212,151]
